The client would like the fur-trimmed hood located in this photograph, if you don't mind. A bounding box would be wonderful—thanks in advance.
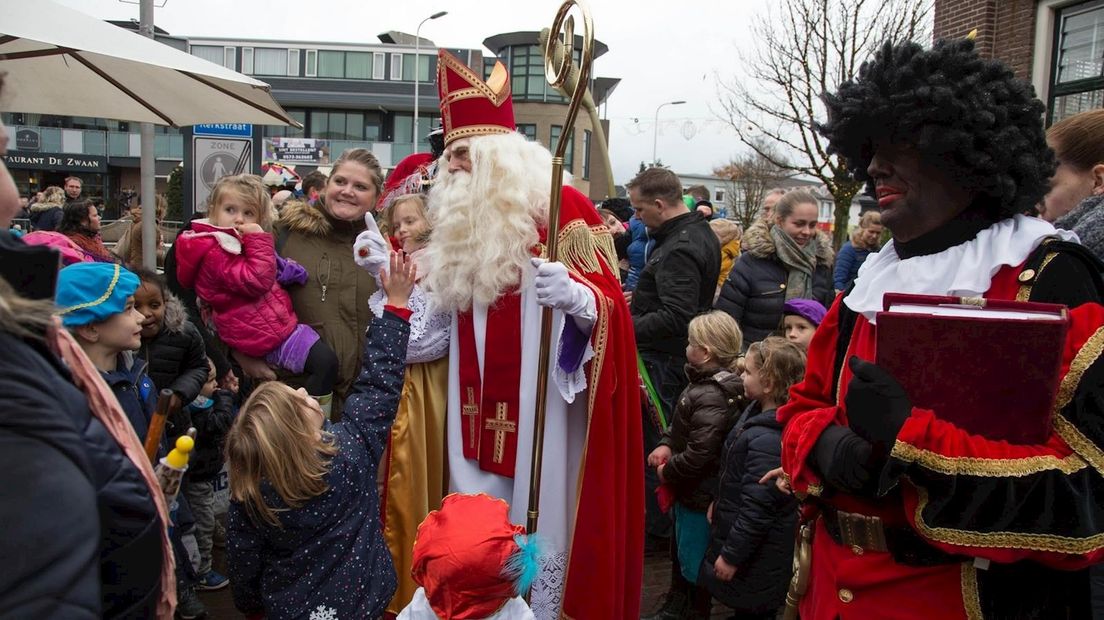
[161,292,190,334]
[279,198,372,239]
[742,221,834,267]
[29,200,64,214]
[279,199,334,237]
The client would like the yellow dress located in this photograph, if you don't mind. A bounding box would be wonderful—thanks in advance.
[382,356,449,615]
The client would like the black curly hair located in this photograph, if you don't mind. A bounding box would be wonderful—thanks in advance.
[818,38,1054,220]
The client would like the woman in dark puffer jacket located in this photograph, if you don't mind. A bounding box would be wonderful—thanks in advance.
[715,190,834,349]
[0,234,166,619]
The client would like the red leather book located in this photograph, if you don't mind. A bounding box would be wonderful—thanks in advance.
[875,293,1069,444]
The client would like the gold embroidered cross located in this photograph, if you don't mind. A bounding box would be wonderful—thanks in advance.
[462,387,480,449]
[484,402,517,465]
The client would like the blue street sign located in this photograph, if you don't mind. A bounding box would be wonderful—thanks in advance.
[193,123,253,138]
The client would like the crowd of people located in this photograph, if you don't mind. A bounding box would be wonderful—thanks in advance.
[7,34,1104,620]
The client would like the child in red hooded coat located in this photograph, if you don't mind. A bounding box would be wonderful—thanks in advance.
[175,174,339,416]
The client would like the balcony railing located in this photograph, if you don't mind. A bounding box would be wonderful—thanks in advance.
[9,125,430,168]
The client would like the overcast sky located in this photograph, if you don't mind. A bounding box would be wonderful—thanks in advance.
[54,0,773,186]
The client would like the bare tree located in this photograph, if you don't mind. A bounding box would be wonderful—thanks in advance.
[713,142,791,230]
[717,0,931,249]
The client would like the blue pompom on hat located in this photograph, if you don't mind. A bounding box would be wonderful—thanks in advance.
[782,298,827,327]
[56,262,140,327]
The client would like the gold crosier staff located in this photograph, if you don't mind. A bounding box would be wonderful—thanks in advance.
[527,0,595,538]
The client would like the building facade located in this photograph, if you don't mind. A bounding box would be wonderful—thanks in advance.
[934,0,1104,125]
[2,22,621,215]
[483,32,619,200]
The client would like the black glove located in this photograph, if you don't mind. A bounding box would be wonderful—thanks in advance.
[812,424,875,494]
[845,357,911,451]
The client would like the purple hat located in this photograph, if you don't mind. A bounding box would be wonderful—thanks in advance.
[783,299,827,327]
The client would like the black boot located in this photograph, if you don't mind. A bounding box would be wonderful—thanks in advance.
[175,584,207,620]
[641,588,689,620]
[683,584,713,619]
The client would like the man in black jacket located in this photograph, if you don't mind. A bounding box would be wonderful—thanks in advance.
[627,167,720,546]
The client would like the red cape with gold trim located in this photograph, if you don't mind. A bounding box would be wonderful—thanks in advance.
[543,185,644,619]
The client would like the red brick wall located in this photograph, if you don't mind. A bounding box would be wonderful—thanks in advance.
[934,0,1038,80]
[934,0,998,56]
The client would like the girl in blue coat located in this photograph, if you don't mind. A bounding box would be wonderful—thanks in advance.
[226,252,415,620]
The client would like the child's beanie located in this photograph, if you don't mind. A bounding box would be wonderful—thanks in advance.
[411,493,540,619]
[56,262,140,328]
[782,298,828,327]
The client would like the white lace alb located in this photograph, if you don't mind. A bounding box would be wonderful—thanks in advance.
[369,283,450,363]
[528,551,568,620]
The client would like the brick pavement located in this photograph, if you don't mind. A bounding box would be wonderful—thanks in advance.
[198,544,736,618]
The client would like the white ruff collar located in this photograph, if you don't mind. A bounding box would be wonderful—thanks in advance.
[844,215,1079,324]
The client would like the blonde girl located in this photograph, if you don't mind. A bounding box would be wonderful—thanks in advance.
[645,311,746,619]
[702,336,805,617]
[225,251,416,619]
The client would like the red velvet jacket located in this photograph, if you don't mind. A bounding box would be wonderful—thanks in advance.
[174,221,296,357]
[779,249,1104,619]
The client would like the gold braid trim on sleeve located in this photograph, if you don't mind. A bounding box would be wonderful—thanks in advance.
[961,563,984,620]
[891,440,1088,477]
[908,479,1104,553]
[562,264,610,421]
[1053,325,1104,475]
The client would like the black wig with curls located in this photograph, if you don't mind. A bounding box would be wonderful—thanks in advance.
[818,38,1054,220]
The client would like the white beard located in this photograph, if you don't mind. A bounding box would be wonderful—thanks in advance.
[423,133,553,312]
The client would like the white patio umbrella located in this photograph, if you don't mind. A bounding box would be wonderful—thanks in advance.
[0,0,299,127]
[0,0,300,269]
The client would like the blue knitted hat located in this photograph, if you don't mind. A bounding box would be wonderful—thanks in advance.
[56,262,140,327]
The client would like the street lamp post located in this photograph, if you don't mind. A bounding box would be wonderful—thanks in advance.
[413,10,448,148]
[652,100,686,166]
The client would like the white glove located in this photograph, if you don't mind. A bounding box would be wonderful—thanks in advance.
[353,212,389,276]
[531,257,596,331]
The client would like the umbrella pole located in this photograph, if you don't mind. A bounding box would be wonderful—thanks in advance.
[139,0,157,269]
[526,0,595,539]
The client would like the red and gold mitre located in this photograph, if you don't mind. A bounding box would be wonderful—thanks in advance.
[437,49,515,147]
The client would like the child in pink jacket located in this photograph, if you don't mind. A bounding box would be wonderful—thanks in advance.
[175,174,339,416]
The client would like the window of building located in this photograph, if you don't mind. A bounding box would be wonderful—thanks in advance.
[305,49,317,77]
[550,125,574,172]
[1050,1,1104,123]
[365,112,382,141]
[242,47,254,74]
[190,45,224,65]
[373,52,386,79]
[223,47,237,71]
[391,54,402,81]
[484,57,498,80]
[309,110,368,140]
[288,49,300,76]
[317,50,344,78]
[264,109,306,138]
[507,45,580,103]
[254,48,288,76]
[346,52,372,79]
[582,129,592,180]
[400,54,433,81]
[714,187,725,202]
[394,114,440,144]
[517,124,537,141]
